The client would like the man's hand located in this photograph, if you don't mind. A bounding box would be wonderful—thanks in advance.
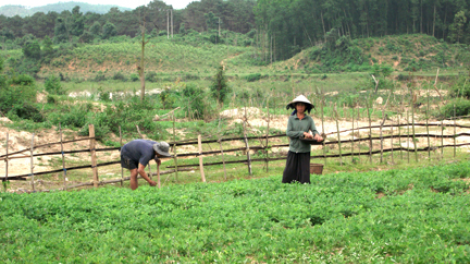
[155,158,161,166]
[303,132,314,139]
[148,180,157,187]
[313,134,323,142]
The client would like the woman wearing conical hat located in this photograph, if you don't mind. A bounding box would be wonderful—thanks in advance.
[283,95,323,184]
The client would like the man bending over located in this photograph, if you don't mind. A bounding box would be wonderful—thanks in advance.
[120,139,171,190]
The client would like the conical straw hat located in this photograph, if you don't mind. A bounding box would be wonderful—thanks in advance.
[286,95,314,111]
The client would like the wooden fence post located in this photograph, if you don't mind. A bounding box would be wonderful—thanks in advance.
[244,106,252,175]
[59,123,66,190]
[4,132,8,191]
[441,111,444,159]
[30,133,35,192]
[173,112,178,182]
[390,117,394,164]
[351,107,355,163]
[380,110,385,164]
[320,92,326,164]
[426,98,431,160]
[89,124,99,188]
[411,98,418,162]
[197,134,206,183]
[333,103,343,165]
[407,110,410,164]
[265,97,270,172]
[119,126,123,187]
[218,138,227,181]
[366,100,373,164]
[454,104,457,157]
[398,115,402,160]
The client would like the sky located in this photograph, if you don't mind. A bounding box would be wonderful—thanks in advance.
[0,0,194,10]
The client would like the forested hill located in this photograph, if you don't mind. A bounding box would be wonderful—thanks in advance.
[0,3,130,17]
[1,0,470,65]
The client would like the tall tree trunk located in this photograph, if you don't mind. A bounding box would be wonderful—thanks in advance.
[343,9,351,36]
[420,0,423,34]
[443,5,447,40]
[432,5,436,37]
[321,11,326,42]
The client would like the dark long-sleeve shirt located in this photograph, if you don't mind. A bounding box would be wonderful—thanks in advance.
[286,115,319,153]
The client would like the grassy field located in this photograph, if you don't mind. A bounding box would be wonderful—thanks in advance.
[1,161,469,263]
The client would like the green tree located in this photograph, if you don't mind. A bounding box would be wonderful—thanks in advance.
[79,31,94,43]
[23,39,41,60]
[102,22,117,39]
[41,35,54,63]
[53,18,69,43]
[210,65,231,107]
[204,12,219,31]
[45,75,64,95]
[449,10,467,43]
[89,21,102,36]
[70,6,85,37]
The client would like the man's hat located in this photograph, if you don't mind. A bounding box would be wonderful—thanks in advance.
[153,142,172,157]
[286,95,314,112]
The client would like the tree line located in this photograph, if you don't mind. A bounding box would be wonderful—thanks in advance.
[0,0,256,42]
[256,0,470,60]
[1,0,470,61]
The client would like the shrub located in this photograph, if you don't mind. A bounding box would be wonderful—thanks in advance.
[44,75,64,95]
[8,102,44,122]
[160,88,177,109]
[94,71,106,82]
[145,71,158,82]
[183,84,210,119]
[450,77,470,99]
[112,72,127,81]
[246,73,261,82]
[130,73,139,82]
[435,99,470,119]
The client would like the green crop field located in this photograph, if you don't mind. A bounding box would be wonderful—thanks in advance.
[1,162,469,263]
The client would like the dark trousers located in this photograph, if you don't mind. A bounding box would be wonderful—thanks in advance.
[282,151,311,184]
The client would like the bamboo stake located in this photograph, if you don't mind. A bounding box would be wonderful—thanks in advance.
[172,112,178,182]
[351,107,355,163]
[4,133,8,191]
[30,133,35,192]
[441,110,444,159]
[390,116,394,164]
[89,124,99,188]
[218,138,227,181]
[454,104,457,157]
[333,103,343,165]
[356,107,361,163]
[243,105,252,175]
[265,96,270,172]
[398,115,402,160]
[380,110,385,164]
[197,134,206,182]
[59,123,66,190]
[407,110,410,163]
[119,126,123,187]
[321,91,326,164]
[366,99,372,164]
[426,97,431,160]
[411,98,418,162]
[156,159,161,188]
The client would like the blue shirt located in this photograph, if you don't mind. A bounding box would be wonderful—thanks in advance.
[121,139,157,167]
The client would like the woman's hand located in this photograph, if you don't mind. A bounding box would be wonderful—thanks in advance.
[313,134,323,142]
[303,132,314,139]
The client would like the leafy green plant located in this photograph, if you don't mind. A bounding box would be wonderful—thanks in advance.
[44,75,64,95]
